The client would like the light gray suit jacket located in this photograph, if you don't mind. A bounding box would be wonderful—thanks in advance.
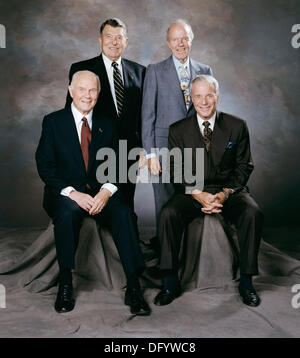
[141,55,212,154]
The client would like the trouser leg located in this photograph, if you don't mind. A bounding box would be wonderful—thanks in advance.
[99,191,145,279]
[152,182,175,231]
[158,194,203,271]
[222,191,264,275]
[51,196,86,272]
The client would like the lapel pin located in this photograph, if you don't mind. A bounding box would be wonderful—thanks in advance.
[99,128,103,133]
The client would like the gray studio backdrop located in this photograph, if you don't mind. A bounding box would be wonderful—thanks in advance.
[0,0,299,232]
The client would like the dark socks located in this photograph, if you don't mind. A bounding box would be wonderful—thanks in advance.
[239,274,254,290]
[59,267,72,285]
[164,271,180,291]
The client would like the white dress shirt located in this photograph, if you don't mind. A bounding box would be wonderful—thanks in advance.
[197,112,216,137]
[60,102,118,197]
[102,53,124,115]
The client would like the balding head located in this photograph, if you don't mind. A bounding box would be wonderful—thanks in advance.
[166,19,194,63]
[68,71,100,115]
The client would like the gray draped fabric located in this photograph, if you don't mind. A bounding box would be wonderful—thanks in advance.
[0,216,300,337]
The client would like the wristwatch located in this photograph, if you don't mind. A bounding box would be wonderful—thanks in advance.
[222,189,229,200]
[222,188,235,200]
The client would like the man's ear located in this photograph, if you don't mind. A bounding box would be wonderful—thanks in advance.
[68,85,73,98]
[98,36,102,48]
[166,39,171,51]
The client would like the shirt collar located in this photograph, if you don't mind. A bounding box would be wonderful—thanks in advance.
[102,53,122,68]
[71,102,93,126]
[172,55,190,71]
[197,111,216,131]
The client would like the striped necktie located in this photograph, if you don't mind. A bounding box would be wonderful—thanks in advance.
[112,61,124,116]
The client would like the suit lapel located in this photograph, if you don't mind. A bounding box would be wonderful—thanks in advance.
[164,56,187,112]
[210,111,231,167]
[187,58,201,112]
[120,59,133,116]
[189,114,204,149]
[87,115,104,173]
[95,54,118,117]
[62,108,86,172]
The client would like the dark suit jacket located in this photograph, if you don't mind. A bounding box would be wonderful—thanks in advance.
[65,54,146,151]
[35,107,119,215]
[168,111,254,194]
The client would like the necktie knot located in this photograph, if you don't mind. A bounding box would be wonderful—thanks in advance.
[82,117,88,126]
[112,61,118,69]
[202,121,211,129]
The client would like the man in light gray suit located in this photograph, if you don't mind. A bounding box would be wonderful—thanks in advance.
[141,19,212,238]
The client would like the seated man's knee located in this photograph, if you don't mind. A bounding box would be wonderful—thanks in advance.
[245,200,264,222]
[54,198,82,222]
[159,203,179,223]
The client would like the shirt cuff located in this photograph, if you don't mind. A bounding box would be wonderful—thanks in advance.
[101,183,118,196]
[146,153,156,159]
[60,186,76,196]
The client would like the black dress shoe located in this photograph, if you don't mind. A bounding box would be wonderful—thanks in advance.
[154,287,182,306]
[125,288,151,316]
[55,284,75,313]
[238,285,261,307]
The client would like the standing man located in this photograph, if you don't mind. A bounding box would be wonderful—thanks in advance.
[66,18,145,210]
[37,71,150,316]
[141,19,213,236]
[155,75,263,307]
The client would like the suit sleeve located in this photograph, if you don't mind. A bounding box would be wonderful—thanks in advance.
[136,66,146,149]
[224,120,254,190]
[35,116,68,194]
[141,64,158,154]
[65,64,75,109]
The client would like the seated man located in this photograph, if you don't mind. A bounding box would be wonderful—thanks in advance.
[35,70,150,316]
[155,74,264,307]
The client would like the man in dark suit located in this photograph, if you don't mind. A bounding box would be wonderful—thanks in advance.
[141,19,212,242]
[65,18,145,211]
[36,70,150,316]
[154,75,264,307]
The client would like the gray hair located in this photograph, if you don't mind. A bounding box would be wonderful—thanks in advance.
[166,19,194,41]
[191,75,219,95]
[100,18,127,38]
[70,70,101,93]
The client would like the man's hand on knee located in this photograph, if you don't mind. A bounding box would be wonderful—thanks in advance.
[192,190,223,214]
[89,188,111,215]
[69,190,96,212]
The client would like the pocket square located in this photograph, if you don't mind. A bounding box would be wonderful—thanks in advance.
[226,141,236,149]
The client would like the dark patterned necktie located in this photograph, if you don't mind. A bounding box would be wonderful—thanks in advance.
[202,121,212,151]
[81,117,91,171]
[112,61,124,116]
